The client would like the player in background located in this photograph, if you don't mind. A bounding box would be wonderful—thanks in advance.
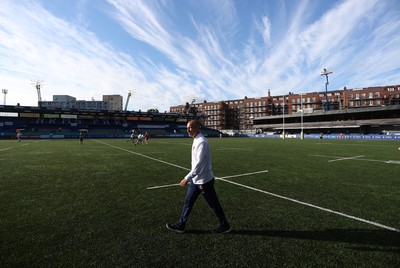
[136,134,144,145]
[127,132,135,143]
[79,132,84,144]
[144,131,149,144]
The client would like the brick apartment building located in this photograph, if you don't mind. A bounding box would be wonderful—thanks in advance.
[170,85,400,130]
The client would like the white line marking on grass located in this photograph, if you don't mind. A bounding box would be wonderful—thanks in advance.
[328,155,365,162]
[219,170,268,179]
[310,154,400,165]
[147,170,268,190]
[351,158,400,164]
[386,160,400,164]
[95,139,400,233]
[93,139,190,171]
[0,143,29,151]
[216,177,400,233]
[147,183,181,190]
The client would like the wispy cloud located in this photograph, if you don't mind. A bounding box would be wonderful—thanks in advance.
[0,0,399,111]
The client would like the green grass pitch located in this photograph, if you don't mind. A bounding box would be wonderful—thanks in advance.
[1,137,399,267]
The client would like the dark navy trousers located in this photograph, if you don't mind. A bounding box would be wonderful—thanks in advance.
[179,179,229,228]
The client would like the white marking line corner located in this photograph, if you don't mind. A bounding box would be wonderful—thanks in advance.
[146,170,268,190]
[328,155,365,162]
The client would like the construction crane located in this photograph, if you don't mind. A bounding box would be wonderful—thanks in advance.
[124,90,133,111]
[186,97,199,114]
[31,80,44,104]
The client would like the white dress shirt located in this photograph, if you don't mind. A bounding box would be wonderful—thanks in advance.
[185,132,214,185]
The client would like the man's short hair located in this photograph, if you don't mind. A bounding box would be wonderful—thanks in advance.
[188,119,202,129]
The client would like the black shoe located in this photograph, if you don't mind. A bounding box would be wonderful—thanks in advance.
[166,223,185,233]
[212,224,231,234]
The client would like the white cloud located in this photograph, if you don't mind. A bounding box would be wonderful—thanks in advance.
[0,0,174,111]
[261,16,272,46]
[0,0,399,112]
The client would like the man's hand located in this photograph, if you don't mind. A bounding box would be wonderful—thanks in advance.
[180,178,188,187]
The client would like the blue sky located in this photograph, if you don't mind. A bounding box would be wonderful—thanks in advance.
[1,0,399,112]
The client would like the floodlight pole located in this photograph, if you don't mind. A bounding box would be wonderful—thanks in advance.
[2,89,8,105]
[300,93,304,140]
[31,80,44,107]
[282,95,285,139]
[321,68,333,111]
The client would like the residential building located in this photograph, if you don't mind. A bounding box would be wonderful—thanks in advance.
[170,85,400,130]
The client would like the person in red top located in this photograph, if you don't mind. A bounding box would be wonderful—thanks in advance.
[144,131,149,144]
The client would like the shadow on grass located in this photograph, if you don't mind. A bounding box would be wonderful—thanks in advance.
[229,229,400,253]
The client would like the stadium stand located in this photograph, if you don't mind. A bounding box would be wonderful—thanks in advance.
[0,105,222,139]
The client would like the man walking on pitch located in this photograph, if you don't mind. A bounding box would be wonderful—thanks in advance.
[166,120,231,234]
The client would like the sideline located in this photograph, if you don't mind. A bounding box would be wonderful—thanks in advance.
[0,143,29,152]
[93,139,400,233]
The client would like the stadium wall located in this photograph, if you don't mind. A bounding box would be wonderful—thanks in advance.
[250,133,400,140]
